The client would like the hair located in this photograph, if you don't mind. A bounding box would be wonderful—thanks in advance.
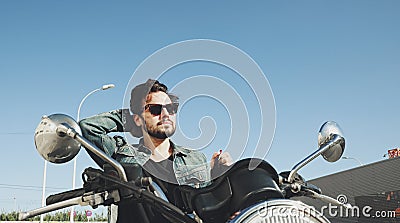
[130,79,178,114]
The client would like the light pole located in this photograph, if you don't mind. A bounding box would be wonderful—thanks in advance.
[342,156,363,166]
[40,160,47,223]
[13,196,16,212]
[70,84,115,223]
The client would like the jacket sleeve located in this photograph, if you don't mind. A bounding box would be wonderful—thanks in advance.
[79,109,132,167]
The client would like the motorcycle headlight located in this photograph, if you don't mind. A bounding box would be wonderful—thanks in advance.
[34,114,81,163]
[231,199,330,223]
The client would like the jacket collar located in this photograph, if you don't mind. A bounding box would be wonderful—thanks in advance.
[137,138,188,157]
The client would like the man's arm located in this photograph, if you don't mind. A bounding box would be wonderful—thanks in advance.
[79,109,131,167]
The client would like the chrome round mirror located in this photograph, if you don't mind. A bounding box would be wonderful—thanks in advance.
[34,114,81,164]
[318,121,345,162]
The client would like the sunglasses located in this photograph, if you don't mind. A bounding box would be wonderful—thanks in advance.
[144,103,179,116]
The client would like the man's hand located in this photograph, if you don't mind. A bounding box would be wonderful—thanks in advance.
[210,150,233,169]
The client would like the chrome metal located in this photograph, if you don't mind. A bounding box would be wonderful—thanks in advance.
[278,175,284,185]
[318,121,345,162]
[19,190,120,220]
[306,190,353,209]
[286,122,345,183]
[34,114,81,163]
[34,113,128,182]
[290,182,301,193]
[73,132,128,182]
[19,197,81,220]
[288,134,344,183]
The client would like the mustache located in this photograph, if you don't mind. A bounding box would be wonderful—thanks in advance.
[157,118,173,125]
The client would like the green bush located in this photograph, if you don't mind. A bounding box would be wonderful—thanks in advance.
[0,210,107,221]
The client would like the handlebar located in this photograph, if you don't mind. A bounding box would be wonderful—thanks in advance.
[19,167,196,223]
[19,190,118,220]
[305,189,353,209]
[57,123,128,182]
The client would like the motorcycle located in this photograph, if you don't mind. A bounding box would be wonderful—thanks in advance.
[19,114,349,223]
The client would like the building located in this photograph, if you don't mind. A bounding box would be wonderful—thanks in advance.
[299,156,400,222]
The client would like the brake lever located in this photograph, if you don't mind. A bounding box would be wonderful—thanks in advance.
[304,189,353,209]
[19,190,120,220]
[301,183,321,195]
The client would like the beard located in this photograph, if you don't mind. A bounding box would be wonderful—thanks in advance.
[145,120,176,139]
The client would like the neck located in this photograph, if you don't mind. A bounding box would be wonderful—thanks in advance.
[143,135,172,162]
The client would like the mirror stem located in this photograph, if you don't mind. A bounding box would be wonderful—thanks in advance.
[287,134,344,183]
[56,124,128,182]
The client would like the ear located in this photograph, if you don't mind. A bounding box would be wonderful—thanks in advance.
[133,114,143,127]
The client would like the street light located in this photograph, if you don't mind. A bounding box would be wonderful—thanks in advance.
[40,160,47,223]
[342,156,363,166]
[13,196,17,212]
[76,84,115,121]
[70,84,115,223]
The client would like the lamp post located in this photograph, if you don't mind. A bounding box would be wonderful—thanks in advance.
[40,160,47,223]
[13,196,16,212]
[70,84,115,223]
[342,156,363,166]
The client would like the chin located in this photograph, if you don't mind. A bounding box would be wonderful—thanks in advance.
[148,129,175,139]
[164,130,176,138]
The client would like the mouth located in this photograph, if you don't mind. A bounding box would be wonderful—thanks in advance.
[159,119,173,125]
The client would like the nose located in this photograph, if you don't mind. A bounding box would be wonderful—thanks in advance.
[160,107,170,117]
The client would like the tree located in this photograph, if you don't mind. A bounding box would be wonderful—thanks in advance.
[1,210,107,221]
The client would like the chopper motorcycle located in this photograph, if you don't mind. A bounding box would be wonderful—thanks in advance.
[19,114,349,223]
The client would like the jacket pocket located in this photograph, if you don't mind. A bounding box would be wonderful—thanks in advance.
[175,163,210,187]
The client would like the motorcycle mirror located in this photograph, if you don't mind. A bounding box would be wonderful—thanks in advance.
[34,114,81,164]
[318,121,345,162]
[287,121,345,183]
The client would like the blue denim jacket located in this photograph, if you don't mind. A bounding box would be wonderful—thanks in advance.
[79,109,211,188]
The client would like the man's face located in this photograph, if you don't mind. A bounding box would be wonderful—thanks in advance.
[141,91,177,139]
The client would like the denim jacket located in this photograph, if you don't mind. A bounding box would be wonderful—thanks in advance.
[79,109,211,188]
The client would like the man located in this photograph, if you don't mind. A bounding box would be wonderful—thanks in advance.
[79,79,232,222]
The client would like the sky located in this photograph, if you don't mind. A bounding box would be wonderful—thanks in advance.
[1,0,399,215]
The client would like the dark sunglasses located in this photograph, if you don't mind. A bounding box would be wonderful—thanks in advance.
[144,103,179,116]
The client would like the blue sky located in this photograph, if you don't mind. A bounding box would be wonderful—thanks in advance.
[1,0,399,214]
